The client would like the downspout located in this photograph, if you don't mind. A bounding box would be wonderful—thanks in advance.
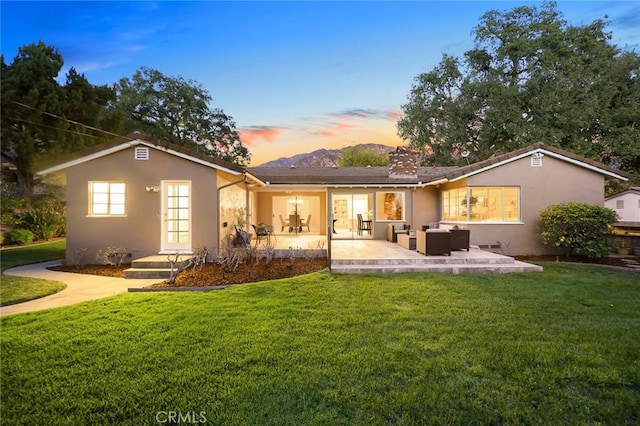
[217,174,248,252]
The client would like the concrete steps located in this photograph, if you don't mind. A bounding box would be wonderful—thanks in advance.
[331,260,542,274]
[124,255,194,279]
[330,248,543,274]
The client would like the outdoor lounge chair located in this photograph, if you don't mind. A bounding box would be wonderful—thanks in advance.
[450,229,470,251]
[387,223,408,242]
[416,229,451,256]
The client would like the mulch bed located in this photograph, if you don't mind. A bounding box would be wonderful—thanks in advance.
[149,258,329,288]
[49,258,329,288]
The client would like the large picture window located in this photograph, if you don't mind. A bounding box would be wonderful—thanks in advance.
[89,182,126,216]
[442,187,519,223]
[376,191,404,221]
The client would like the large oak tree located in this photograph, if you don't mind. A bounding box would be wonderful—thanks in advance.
[112,67,250,165]
[397,1,640,177]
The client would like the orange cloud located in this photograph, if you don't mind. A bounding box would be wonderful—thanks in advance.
[385,109,404,121]
[239,126,289,146]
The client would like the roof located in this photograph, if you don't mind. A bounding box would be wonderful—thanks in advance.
[442,143,631,182]
[37,137,630,188]
[249,143,630,187]
[605,187,640,200]
[36,132,245,176]
[246,165,457,186]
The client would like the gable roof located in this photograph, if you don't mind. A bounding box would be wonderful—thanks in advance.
[37,136,630,188]
[36,132,246,176]
[442,143,630,182]
[249,143,630,187]
[605,186,640,200]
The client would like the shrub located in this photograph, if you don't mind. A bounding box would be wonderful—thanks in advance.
[0,183,26,227]
[20,201,66,241]
[538,202,618,258]
[96,247,130,267]
[3,228,35,245]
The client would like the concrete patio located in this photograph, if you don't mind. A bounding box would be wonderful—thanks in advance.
[329,239,543,274]
[248,233,543,274]
[123,233,542,278]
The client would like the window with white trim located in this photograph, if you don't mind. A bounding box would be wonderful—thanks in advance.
[616,200,624,209]
[89,182,126,216]
[375,191,405,221]
[442,187,520,222]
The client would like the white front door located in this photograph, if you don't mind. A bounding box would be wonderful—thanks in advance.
[161,181,192,253]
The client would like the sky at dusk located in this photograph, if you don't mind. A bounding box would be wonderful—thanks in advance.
[2,1,638,165]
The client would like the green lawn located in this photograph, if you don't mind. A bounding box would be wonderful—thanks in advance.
[0,240,67,306]
[1,263,638,424]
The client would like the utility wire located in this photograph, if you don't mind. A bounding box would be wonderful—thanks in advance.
[11,101,130,140]
[8,117,108,140]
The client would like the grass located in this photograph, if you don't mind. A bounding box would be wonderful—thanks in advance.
[1,263,638,424]
[0,240,67,306]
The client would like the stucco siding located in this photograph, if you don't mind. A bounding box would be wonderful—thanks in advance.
[440,155,605,255]
[412,186,439,229]
[65,146,222,264]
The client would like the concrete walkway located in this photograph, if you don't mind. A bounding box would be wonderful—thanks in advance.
[1,261,161,317]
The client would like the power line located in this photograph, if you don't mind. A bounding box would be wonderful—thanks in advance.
[11,101,126,140]
[8,117,108,140]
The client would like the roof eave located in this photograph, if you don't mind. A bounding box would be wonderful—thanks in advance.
[448,147,629,182]
[36,139,244,176]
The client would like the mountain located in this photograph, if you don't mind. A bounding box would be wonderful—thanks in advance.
[256,143,394,167]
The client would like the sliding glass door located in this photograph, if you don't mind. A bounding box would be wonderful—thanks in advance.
[331,192,374,239]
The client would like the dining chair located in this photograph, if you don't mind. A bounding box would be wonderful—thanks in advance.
[279,214,290,232]
[302,215,311,232]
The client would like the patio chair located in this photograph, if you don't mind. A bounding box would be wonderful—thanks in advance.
[301,215,311,232]
[416,229,451,256]
[279,214,290,232]
[252,224,270,247]
[450,229,470,251]
[386,223,408,242]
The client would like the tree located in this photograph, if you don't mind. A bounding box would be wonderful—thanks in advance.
[112,67,251,165]
[338,146,389,166]
[59,68,120,154]
[398,1,640,175]
[1,42,65,202]
[1,42,118,203]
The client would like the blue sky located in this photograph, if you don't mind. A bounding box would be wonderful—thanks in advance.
[2,1,638,165]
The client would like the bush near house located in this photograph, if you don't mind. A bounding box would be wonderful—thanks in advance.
[19,201,66,241]
[538,202,618,258]
[2,228,35,245]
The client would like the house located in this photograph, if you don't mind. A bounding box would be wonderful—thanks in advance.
[247,143,629,256]
[37,134,630,265]
[605,187,640,225]
[36,133,262,264]
[605,187,640,251]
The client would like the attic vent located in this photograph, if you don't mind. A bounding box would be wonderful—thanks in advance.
[135,147,149,160]
[531,152,543,167]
